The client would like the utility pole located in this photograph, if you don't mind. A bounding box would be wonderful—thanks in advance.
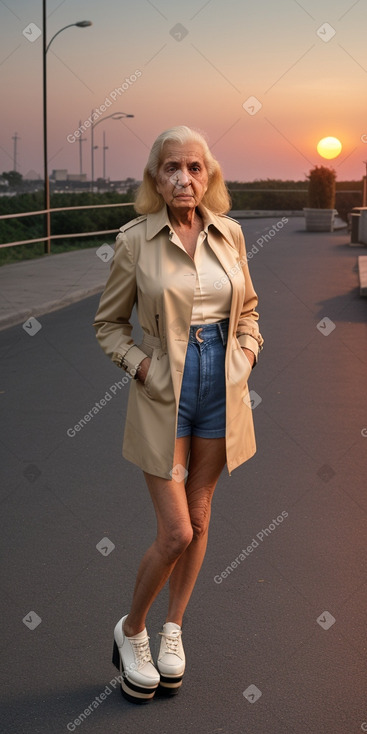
[103,131,108,180]
[78,121,87,175]
[90,109,98,191]
[12,132,20,171]
[91,112,134,190]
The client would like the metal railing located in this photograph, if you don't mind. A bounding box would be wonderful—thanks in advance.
[0,189,363,250]
[0,201,135,249]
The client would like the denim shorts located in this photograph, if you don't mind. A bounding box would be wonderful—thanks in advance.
[176,319,228,438]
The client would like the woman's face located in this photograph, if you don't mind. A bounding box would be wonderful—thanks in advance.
[155,141,209,213]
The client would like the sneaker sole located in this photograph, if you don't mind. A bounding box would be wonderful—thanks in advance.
[112,639,159,704]
[158,673,183,694]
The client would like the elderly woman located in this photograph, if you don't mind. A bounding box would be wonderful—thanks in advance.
[93,125,263,703]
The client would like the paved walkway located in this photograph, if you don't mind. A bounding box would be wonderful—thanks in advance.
[0,247,111,331]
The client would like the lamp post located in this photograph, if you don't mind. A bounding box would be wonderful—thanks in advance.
[43,1,92,253]
[90,112,134,192]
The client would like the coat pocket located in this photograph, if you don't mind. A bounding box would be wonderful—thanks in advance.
[140,349,173,403]
[228,339,252,388]
[142,348,159,399]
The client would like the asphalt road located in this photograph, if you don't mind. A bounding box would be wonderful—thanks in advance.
[1,217,367,734]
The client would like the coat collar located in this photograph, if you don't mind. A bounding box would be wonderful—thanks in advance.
[145,203,236,246]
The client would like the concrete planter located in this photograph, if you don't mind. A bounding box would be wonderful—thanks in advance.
[304,208,337,232]
[359,210,367,245]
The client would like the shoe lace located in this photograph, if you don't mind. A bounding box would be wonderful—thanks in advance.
[129,636,153,669]
[159,629,181,655]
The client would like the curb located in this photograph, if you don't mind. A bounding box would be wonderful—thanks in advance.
[0,283,104,332]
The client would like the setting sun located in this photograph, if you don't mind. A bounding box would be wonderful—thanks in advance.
[317,137,342,160]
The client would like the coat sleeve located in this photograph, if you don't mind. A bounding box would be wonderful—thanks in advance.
[233,224,264,363]
[93,232,148,376]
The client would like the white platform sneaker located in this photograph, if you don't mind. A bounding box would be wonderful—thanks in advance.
[157,622,185,694]
[112,615,160,703]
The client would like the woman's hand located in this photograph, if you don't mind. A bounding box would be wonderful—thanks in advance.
[136,356,151,383]
[241,347,255,369]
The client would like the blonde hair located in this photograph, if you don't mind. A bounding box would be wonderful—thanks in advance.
[134,126,231,214]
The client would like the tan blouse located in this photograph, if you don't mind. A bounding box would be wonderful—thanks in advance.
[169,229,232,325]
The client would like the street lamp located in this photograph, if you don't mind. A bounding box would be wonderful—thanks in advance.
[46,20,92,53]
[90,112,134,191]
[43,0,92,253]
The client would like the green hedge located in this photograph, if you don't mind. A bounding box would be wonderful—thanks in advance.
[0,190,135,265]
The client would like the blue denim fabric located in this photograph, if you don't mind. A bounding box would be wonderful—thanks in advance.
[176,319,228,438]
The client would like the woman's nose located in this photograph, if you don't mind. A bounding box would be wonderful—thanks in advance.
[172,171,191,188]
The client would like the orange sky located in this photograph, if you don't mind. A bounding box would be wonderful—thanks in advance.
[1,0,367,181]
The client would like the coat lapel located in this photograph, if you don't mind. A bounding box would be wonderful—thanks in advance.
[202,209,245,366]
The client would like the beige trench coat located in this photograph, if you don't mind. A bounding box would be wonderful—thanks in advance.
[93,204,263,479]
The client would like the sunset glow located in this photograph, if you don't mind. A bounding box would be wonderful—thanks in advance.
[316,137,342,160]
[1,1,366,181]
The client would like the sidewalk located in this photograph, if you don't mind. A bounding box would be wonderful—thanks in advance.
[0,247,110,331]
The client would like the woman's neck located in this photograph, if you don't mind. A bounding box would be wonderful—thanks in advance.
[168,207,200,230]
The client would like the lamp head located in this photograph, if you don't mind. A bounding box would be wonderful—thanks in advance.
[112,113,134,120]
[76,21,92,27]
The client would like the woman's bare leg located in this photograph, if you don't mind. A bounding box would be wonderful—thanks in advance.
[165,436,226,626]
[123,436,192,637]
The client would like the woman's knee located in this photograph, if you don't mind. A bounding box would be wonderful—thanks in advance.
[157,523,193,562]
[189,494,213,539]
